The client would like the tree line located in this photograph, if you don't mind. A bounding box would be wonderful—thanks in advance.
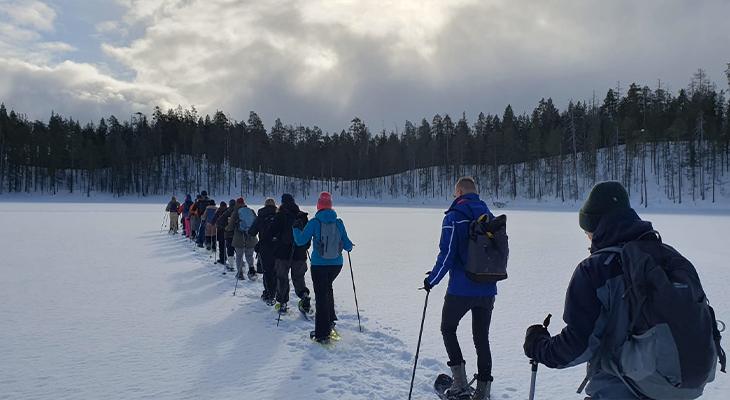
[1,66,729,204]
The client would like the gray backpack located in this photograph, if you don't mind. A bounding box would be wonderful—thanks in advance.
[316,219,344,260]
[586,231,726,399]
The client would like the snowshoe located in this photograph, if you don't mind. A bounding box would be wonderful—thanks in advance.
[433,374,474,400]
[329,327,342,341]
[275,302,288,313]
[266,298,276,306]
[310,331,335,349]
[247,268,258,281]
[298,296,313,320]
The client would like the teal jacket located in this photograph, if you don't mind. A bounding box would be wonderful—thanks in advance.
[293,209,353,266]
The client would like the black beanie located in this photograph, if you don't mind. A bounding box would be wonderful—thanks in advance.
[579,181,631,233]
[201,190,208,196]
[281,193,294,205]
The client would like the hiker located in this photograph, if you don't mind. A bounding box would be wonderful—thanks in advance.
[193,191,214,247]
[248,197,279,305]
[225,198,236,266]
[423,177,496,400]
[262,193,311,313]
[182,194,194,237]
[523,181,725,399]
[165,196,181,234]
[211,201,228,264]
[189,194,201,240]
[204,200,218,251]
[226,198,258,280]
[293,192,353,345]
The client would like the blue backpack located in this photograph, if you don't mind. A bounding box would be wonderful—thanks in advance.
[237,207,256,235]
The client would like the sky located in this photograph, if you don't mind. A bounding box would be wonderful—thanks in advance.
[0,0,728,133]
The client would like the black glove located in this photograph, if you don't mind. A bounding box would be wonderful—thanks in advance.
[422,277,434,292]
[293,219,304,230]
[523,324,550,359]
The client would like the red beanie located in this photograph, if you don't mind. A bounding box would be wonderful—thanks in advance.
[237,197,245,205]
[317,192,332,210]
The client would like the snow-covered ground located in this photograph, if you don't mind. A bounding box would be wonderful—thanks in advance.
[1,201,728,399]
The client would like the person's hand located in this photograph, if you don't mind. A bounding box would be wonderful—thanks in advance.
[293,219,304,230]
[422,275,434,292]
[523,324,550,359]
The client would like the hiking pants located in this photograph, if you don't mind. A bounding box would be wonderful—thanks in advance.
[169,212,179,233]
[184,217,190,236]
[235,247,255,278]
[311,265,341,339]
[206,235,215,251]
[197,220,206,245]
[274,258,309,304]
[259,247,276,298]
[225,237,234,257]
[217,235,226,263]
[189,215,198,238]
[441,294,495,382]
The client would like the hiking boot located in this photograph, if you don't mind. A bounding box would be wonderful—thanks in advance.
[236,273,245,280]
[276,302,288,313]
[247,268,257,280]
[310,330,329,342]
[260,291,269,302]
[472,379,491,400]
[300,295,311,313]
[445,361,470,399]
[266,297,276,306]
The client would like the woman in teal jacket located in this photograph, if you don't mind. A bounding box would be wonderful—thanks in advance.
[293,192,353,344]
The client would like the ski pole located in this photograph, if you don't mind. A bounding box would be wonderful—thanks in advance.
[160,212,168,233]
[529,314,552,400]
[347,252,362,333]
[408,289,430,400]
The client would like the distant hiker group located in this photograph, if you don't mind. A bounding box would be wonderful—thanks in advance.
[166,190,353,348]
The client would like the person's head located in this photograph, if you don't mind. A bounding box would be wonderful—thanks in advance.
[265,197,276,207]
[229,199,236,207]
[579,181,632,237]
[186,194,192,202]
[281,193,295,205]
[172,196,177,202]
[220,201,227,208]
[201,190,208,197]
[454,177,477,199]
[237,197,245,205]
[317,192,333,211]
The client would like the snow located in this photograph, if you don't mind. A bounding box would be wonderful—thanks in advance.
[0,201,728,399]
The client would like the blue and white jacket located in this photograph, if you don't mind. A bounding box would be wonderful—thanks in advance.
[293,209,354,266]
[426,193,497,297]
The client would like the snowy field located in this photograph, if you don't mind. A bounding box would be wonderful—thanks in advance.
[1,201,729,400]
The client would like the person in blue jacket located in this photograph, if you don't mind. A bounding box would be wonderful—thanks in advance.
[424,177,496,400]
[293,191,353,345]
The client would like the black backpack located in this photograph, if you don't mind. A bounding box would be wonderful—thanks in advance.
[463,213,509,283]
[280,211,295,245]
[260,213,276,240]
[589,231,726,399]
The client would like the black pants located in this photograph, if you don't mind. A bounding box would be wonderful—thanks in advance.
[275,258,309,304]
[259,247,276,298]
[217,235,226,263]
[311,265,342,339]
[225,237,234,257]
[441,294,495,382]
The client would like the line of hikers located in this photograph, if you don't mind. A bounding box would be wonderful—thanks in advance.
[166,191,352,346]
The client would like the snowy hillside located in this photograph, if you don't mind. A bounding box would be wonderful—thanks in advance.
[0,202,728,399]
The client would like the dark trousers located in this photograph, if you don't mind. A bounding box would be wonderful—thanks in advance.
[441,294,495,382]
[275,258,309,303]
[311,265,342,339]
[259,247,276,298]
[217,235,226,263]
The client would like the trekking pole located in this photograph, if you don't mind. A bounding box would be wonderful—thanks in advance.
[408,288,430,400]
[233,271,240,296]
[347,252,362,333]
[529,314,552,400]
[160,213,168,233]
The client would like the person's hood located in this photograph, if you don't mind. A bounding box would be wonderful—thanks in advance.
[590,208,654,252]
[185,194,192,202]
[282,202,301,214]
[206,204,217,210]
[314,209,338,223]
[258,204,277,217]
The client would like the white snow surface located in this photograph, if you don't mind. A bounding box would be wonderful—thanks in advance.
[1,201,728,400]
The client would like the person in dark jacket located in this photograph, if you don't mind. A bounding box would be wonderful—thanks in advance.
[294,192,354,345]
[226,198,258,280]
[182,194,194,237]
[193,191,214,247]
[523,181,655,399]
[248,197,278,305]
[211,201,228,264]
[262,193,311,313]
[424,177,496,400]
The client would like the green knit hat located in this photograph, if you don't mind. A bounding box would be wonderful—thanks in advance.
[579,181,631,233]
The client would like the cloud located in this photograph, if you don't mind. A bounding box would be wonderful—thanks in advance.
[0,0,55,31]
[1,0,729,130]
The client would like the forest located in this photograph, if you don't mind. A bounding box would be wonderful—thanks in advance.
[1,66,729,205]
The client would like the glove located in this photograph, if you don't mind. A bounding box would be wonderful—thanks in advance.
[293,219,304,230]
[422,277,434,292]
[523,324,550,359]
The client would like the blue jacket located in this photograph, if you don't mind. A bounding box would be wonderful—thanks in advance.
[293,209,353,266]
[526,208,654,399]
[426,193,497,297]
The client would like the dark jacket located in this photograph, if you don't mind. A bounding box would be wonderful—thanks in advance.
[192,196,214,216]
[426,193,497,297]
[182,198,194,217]
[526,208,654,399]
[216,206,234,238]
[248,205,278,250]
[166,201,180,213]
[262,202,310,261]
[212,204,228,236]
